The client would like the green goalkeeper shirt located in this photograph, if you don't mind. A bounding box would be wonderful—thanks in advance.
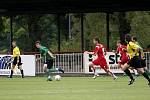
[39,46,53,62]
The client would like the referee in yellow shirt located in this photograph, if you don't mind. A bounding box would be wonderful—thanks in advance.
[122,34,150,86]
[9,41,24,78]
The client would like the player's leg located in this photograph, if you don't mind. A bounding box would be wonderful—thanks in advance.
[9,57,17,78]
[9,65,15,78]
[100,58,117,80]
[133,56,150,85]
[90,59,100,78]
[45,59,64,81]
[133,69,139,77]
[102,65,118,80]
[18,65,24,78]
[46,59,64,73]
[141,59,150,75]
[122,63,135,85]
[89,63,96,78]
[144,67,150,75]
[18,57,24,78]
[43,62,52,81]
[137,68,150,87]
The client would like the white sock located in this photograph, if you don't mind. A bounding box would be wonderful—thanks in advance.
[133,69,138,75]
[94,70,98,76]
[55,68,59,71]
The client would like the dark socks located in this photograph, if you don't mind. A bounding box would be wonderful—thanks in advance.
[124,69,134,80]
[10,70,13,78]
[145,69,150,75]
[142,72,150,82]
[20,70,24,78]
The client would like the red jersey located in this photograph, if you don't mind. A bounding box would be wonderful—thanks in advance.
[92,43,108,69]
[93,43,105,58]
[117,45,128,58]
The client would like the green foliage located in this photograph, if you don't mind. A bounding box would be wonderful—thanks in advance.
[127,11,150,48]
[0,12,150,53]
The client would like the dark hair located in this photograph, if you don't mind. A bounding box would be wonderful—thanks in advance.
[12,40,16,42]
[94,37,100,43]
[125,34,131,42]
[35,40,41,44]
[147,44,150,49]
[132,36,137,41]
[117,40,121,44]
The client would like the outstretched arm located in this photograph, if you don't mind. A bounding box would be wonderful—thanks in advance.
[48,51,55,59]
[85,46,99,55]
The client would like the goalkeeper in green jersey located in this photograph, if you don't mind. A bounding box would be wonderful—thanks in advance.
[35,41,64,81]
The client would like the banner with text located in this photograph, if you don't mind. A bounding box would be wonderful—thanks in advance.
[84,52,124,73]
[0,55,35,76]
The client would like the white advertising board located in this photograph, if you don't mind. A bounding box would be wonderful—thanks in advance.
[84,52,124,73]
[0,55,35,76]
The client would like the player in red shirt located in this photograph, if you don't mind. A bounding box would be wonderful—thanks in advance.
[116,40,129,69]
[85,37,117,79]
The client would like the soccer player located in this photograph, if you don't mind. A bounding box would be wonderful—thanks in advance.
[35,41,64,81]
[132,36,150,75]
[9,41,24,78]
[122,34,150,86]
[116,40,129,69]
[116,40,139,77]
[85,37,117,79]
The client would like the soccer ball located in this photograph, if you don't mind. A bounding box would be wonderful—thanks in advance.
[47,76,52,81]
[54,75,61,81]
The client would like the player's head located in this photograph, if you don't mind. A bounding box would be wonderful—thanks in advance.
[117,40,121,46]
[93,37,100,44]
[35,41,41,48]
[125,34,132,43]
[131,36,137,42]
[12,40,17,47]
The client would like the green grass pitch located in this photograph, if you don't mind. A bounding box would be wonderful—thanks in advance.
[0,76,150,100]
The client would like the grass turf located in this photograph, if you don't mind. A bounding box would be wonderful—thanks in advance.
[0,76,150,100]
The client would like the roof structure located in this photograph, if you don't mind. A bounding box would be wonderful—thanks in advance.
[0,0,150,15]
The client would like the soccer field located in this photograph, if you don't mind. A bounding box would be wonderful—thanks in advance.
[0,76,150,100]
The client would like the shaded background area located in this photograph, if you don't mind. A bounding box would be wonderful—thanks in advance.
[0,12,150,53]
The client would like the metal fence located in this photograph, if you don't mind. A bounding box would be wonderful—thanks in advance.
[35,52,150,74]
[35,53,83,74]
[145,52,150,70]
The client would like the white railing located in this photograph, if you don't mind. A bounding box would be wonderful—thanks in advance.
[35,53,83,74]
[145,52,150,70]
[35,52,150,74]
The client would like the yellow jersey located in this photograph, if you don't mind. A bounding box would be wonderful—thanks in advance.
[127,41,140,59]
[13,46,20,57]
[135,42,145,58]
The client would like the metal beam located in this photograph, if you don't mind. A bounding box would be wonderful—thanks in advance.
[81,13,84,51]
[57,14,61,52]
[10,16,13,53]
[106,13,109,50]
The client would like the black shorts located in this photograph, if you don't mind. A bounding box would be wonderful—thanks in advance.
[141,59,146,67]
[13,56,22,66]
[45,59,53,69]
[127,56,143,68]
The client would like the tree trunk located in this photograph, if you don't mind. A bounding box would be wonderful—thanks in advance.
[118,12,131,44]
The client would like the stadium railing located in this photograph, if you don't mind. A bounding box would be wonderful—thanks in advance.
[35,53,84,74]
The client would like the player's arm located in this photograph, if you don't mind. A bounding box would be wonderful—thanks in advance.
[48,51,55,59]
[103,47,107,55]
[129,43,140,52]
[130,42,140,52]
[122,48,127,52]
[86,46,99,55]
